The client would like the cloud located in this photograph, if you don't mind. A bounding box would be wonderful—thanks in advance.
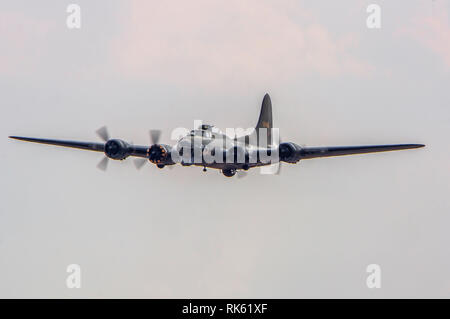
[399,4,450,69]
[0,11,55,76]
[112,0,372,87]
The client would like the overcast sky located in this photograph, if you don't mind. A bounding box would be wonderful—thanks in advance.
[0,0,449,298]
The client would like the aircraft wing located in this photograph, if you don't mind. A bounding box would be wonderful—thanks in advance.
[8,136,149,158]
[299,144,425,159]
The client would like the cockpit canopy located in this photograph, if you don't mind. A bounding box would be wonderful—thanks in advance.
[200,124,214,131]
[188,124,215,138]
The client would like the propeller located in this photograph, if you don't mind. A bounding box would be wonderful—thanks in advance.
[275,162,282,175]
[96,126,110,171]
[96,126,110,142]
[133,129,162,170]
[134,129,175,170]
[237,170,248,179]
[97,156,109,171]
[134,158,147,170]
[95,126,136,171]
[150,129,161,144]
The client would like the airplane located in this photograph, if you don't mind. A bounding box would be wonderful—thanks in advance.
[9,94,424,177]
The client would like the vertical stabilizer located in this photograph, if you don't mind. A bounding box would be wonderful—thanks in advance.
[255,93,273,146]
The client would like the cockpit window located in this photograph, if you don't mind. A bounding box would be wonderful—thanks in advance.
[200,124,213,131]
[203,131,212,138]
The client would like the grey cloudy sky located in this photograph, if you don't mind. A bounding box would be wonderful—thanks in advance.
[0,0,449,298]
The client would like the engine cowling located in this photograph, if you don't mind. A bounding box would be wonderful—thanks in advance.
[278,142,302,163]
[148,144,173,164]
[104,139,131,160]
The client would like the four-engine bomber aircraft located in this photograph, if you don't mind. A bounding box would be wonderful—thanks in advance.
[9,94,424,177]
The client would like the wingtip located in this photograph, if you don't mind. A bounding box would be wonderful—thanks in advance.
[404,143,425,149]
[9,136,28,141]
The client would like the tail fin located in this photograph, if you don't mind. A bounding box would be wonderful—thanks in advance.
[255,93,273,145]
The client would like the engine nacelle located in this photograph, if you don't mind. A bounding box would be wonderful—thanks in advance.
[278,142,302,163]
[104,139,131,160]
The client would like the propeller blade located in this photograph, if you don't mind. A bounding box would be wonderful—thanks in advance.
[97,156,109,171]
[150,130,161,144]
[274,133,282,175]
[96,126,110,142]
[275,162,282,175]
[237,171,248,179]
[134,158,147,170]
